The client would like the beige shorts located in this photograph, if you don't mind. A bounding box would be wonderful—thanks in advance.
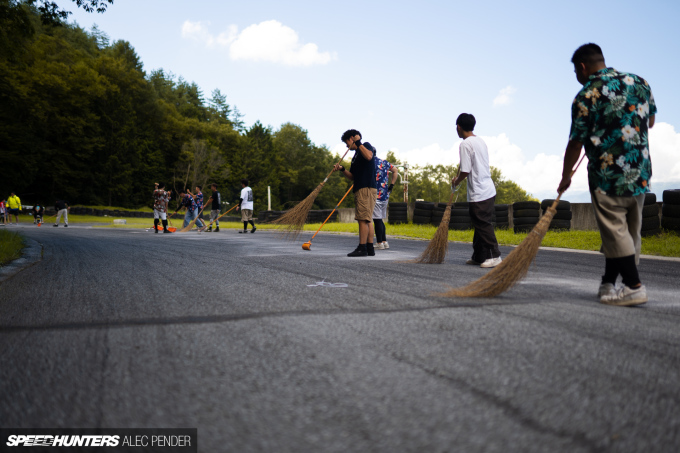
[355,187,377,222]
[241,209,253,221]
[591,191,644,262]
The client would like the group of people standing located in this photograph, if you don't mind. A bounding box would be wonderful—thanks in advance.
[336,43,657,307]
[151,180,256,234]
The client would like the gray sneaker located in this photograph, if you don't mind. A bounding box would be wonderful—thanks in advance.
[600,285,647,306]
[598,283,616,300]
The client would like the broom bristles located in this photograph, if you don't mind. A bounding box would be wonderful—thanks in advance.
[270,183,324,240]
[414,203,452,264]
[437,203,558,298]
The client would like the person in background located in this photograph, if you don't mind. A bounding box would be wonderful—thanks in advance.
[558,43,656,306]
[0,199,7,225]
[207,183,221,232]
[193,185,205,229]
[32,204,44,224]
[7,191,21,224]
[236,179,256,233]
[54,199,69,227]
[451,113,502,268]
[373,154,399,250]
[153,182,171,234]
[334,129,377,257]
[178,190,200,229]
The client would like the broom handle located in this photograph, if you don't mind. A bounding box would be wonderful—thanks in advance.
[203,203,239,229]
[321,148,352,185]
[554,152,587,204]
[309,184,354,242]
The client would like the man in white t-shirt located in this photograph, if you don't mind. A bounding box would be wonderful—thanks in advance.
[236,178,256,233]
[451,113,502,268]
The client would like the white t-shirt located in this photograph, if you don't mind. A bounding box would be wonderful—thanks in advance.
[459,136,496,202]
[240,187,254,210]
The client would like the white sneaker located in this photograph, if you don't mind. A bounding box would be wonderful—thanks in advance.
[376,243,385,250]
[480,257,502,268]
[384,241,389,249]
[598,283,616,300]
[600,285,647,306]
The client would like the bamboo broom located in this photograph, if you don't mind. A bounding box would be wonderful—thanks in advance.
[437,153,586,298]
[302,184,353,250]
[198,203,238,232]
[414,185,461,264]
[179,199,209,233]
[271,148,351,240]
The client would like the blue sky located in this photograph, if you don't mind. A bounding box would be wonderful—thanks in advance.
[57,0,680,201]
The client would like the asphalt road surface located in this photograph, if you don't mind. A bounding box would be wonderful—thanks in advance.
[1,224,680,452]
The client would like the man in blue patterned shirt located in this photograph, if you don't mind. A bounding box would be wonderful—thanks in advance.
[558,43,657,306]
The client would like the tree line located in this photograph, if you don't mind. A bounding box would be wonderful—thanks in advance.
[0,1,533,212]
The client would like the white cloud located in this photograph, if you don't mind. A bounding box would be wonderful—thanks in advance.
[493,85,517,107]
[649,122,680,183]
[181,19,335,66]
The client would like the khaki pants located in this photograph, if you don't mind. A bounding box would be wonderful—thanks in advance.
[591,191,644,263]
[354,188,377,222]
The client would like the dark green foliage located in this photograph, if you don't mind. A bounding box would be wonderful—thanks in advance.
[0,5,353,212]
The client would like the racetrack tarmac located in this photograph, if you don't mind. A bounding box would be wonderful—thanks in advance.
[1,224,679,452]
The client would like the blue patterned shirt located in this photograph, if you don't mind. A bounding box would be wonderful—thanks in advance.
[569,67,657,197]
[375,159,393,202]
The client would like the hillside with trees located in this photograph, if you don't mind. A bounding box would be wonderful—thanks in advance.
[0,1,534,211]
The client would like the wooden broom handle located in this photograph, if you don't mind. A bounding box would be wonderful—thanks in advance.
[321,148,352,185]
[555,152,587,203]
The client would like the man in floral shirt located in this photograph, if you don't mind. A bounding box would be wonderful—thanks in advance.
[153,182,171,233]
[373,155,398,249]
[558,43,657,306]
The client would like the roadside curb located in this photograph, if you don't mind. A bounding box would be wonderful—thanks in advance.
[0,238,43,284]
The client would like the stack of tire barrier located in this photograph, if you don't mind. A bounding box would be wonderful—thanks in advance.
[661,190,680,233]
[494,204,509,229]
[387,202,408,224]
[449,202,472,230]
[413,201,434,225]
[258,210,284,222]
[512,201,541,233]
[641,193,660,237]
[541,199,572,231]
[431,203,447,226]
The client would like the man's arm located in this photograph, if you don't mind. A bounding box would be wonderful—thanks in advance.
[557,140,583,193]
[649,115,655,128]
[333,163,353,180]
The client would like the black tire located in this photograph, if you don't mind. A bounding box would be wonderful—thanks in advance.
[389,215,408,222]
[388,220,406,225]
[495,215,509,223]
[514,225,535,233]
[514,209,540,218]
[388,206,408,211]
[663,190,680,205]
[494,204,509,212]
[641,228,661,237]
[453,202,470,208]
[643,192,657,205]
[541,199,571,211]
[389,202,408,208]
[513,201,540,210]
[513,216,539,226]
[495,222,509,229]
[546,210,573,220]
[413,215,431,224]
[450,215,472,223]
[642,204,659,217]
[449,222,472,230]
[414,208,433,217]
[549,219,571,229]
[662,217,680,230]
[662,204,680,218]
[641,217,660,230]
[415,202,435,210]
[451,208,469,216]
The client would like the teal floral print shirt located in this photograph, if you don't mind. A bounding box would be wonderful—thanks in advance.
[569,67,657,197]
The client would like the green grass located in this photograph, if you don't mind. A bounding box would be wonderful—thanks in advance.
[0,230,25,266]
[63,215,680,258]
